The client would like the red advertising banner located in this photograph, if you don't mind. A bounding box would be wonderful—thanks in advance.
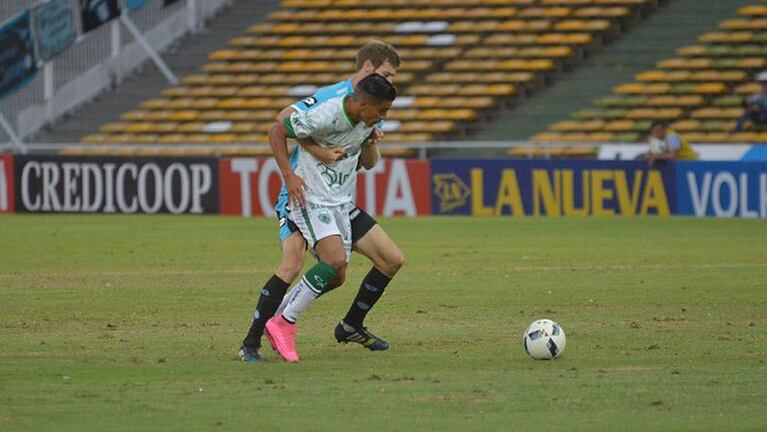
[219,158,431,217]
[0,154,13,213]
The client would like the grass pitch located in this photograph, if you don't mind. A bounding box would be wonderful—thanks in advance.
[1,215,766,431]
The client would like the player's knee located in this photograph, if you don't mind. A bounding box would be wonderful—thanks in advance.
[276,257,303,282]
[383,248,405,275]
[329,272,346,289]
[325,256,348,273]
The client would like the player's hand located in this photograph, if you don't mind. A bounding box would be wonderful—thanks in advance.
[317,148,348,165]
[285,172,307,208]
[368,128,384,146]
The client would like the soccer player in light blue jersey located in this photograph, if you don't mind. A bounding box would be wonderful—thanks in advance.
[239,41,403,362]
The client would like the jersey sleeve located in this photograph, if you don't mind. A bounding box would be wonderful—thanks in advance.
[291,95,320,112]
[285,106,332,139]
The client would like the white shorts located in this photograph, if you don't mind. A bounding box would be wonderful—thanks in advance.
[289,202,353,261]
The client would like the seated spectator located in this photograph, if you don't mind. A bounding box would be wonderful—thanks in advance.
[647,120,698,166]
[735,70,767,131]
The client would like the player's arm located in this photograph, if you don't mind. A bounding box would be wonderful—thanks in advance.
[358,128,383,170]
[278,106,346,165]
[269,118,306,208]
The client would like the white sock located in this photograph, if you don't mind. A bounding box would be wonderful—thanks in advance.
[281,277,321,323]
[276,286,298,316]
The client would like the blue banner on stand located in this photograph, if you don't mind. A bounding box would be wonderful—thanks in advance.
[0,11,38,100]
[675,161,767,218]
[430,159,676,217]
[80,0,121,33]
[126,0,150,11]
[32,0,76,61]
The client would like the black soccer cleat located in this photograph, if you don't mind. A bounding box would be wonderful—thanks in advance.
[237,345,261,362]
[334,322,389,351]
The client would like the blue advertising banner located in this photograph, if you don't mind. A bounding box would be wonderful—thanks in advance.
[32,0,76,61]
[676,161,767,218]
[431,159,675,217]
[126,0,150,11]
[0,11,37,100]
[80,0,121,33]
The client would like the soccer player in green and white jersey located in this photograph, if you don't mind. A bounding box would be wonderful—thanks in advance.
[263,74,397,362]
[238,41,402,362]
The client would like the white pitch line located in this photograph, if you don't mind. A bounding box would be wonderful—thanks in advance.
[0,262,765,279]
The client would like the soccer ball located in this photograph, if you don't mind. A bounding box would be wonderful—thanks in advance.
[522,319,566,360]
[648,137,667,156]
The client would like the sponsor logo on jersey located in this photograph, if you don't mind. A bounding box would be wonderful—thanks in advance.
[302,97,317,108]
[317,163,352,188]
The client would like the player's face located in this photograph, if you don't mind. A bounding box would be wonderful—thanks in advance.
[372,60,397,83]
[360,100,392,126]
[650,125,666,139]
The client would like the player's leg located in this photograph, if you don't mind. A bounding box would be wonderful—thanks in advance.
[280,235,347,322]
[238,229,306,362]
[335,209,404,351]
[265,206,351,361]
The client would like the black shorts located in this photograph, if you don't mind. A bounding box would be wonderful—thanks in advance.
[280,206,377,244]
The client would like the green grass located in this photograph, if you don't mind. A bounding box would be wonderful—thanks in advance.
[1,215,766,431]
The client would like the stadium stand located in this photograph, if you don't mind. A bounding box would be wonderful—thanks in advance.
[74,0,661,157]
[535,3,767,145]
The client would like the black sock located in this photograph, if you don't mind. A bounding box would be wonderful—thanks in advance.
[343,267,391,329]
[242,275,290,349]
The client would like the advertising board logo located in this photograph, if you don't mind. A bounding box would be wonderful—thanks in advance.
[433,173,470,213]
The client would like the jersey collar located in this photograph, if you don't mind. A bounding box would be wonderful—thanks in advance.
[341,94,357,127]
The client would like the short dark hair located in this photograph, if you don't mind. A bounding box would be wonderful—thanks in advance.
[356,40,401,70]
[650,120,669,130]
[355,73,397,103]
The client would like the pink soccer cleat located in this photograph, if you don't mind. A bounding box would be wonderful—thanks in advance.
[264,316,300,362]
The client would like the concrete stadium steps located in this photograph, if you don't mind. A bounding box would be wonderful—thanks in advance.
[474,0,758,141]
[32,0,281,144]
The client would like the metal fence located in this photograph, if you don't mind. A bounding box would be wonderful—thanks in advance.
[0,0,228,149]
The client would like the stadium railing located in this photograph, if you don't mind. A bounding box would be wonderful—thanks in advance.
[0,0,231,148]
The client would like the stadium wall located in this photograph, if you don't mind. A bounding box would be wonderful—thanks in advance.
[2,154,765,218]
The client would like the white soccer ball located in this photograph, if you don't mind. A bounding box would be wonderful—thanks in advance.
[648,137,667,156]
[522,319,566,360]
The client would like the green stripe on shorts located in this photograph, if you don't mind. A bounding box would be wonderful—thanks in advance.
[301,207,317,243]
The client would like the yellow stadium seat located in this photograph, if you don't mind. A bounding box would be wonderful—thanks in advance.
[735,82,761,94]
[738,5,767,17]
[698,31,753,44]
[719,18,767,31]
[657,58,711,69]
[676,45,707,57]
[692,83,727,94]
[555,19,612,32]
[727,131,761,142]
[669,119,701,132]
[574,6,630,19]
[613,83,670,94]
[604,120,636,132]
[691,108,742,119]
[645,95,704,107]
[399,121,456,133]
[625,108,682,119]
